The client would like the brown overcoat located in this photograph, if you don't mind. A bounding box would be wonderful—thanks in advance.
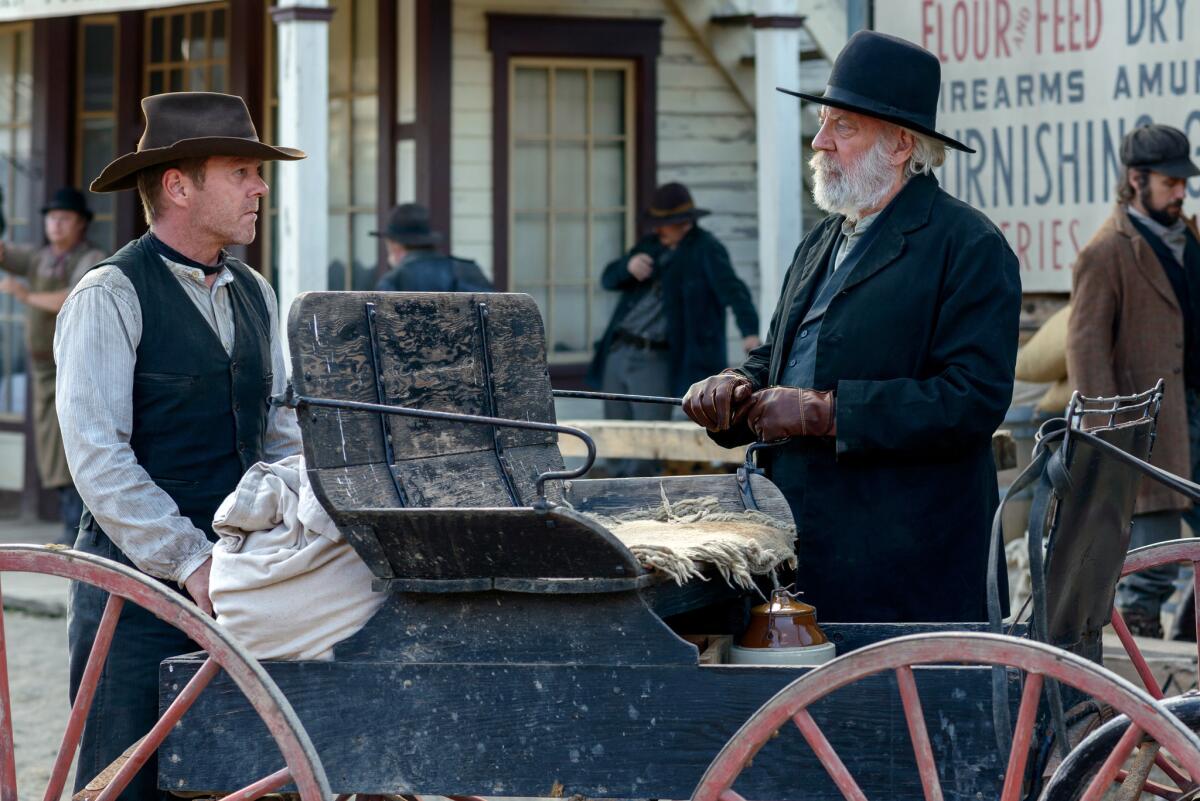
[1066,205,1200,515]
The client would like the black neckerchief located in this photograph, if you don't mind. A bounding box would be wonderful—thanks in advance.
[145,232,226,276]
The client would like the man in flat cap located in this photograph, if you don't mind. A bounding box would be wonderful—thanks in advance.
[1068,124,1200,638]
[683,31,1021,623]
[54,91,305,798]
[0,187,105,544]
[373,202,493,292]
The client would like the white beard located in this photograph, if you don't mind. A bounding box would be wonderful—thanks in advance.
[810,135,899,220]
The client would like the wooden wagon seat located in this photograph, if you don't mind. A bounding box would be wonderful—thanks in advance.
[286,291,796,593]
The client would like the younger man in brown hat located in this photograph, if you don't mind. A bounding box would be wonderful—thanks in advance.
[1068,123,1200,638]
[54,91,305,799]
[0,187,105,543]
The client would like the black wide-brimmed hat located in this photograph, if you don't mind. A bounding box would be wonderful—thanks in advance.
[642,182,710,226]
[777,31,973,154]
[91,92,306,193]
[370,203,442,247]
[42,187,93,221]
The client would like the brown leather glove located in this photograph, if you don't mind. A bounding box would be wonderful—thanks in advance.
[746,388,836,441]
[682,371,754,431]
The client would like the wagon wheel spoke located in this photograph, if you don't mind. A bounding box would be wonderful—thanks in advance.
[1080,724,1146,801]
[894,667,943,801]
[1155,751,1195,791]
[92,657,222,801]
[218,766,292,801]
[1115,761,1186,800]
[1111,607,1165,699]
[41,593,125,801]
[1114,741,1167,801]
[1193,561,1200,683]
[0,578,18,801]
[1000,672,1043,801]
[792,709,868,801]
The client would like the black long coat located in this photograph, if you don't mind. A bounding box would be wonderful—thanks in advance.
[714,174,1021,623]
[588,225,759,397]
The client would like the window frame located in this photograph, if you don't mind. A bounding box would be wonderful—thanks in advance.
[75,14,120,253]
[507,57,636,364]
[0,21,33,425]
[487,13,661,377]
[142,2,230,96]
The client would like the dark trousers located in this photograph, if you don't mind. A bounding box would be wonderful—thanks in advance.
[68,528,199,800]
[59,484,83,546]
[1116,388,1200,617]
[601,344,674,477]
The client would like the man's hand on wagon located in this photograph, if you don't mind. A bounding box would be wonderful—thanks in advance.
[183,556,215,617]
[745,387,836,442]
[682,371,754,431]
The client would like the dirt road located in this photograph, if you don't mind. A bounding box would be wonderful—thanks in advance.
[8,609,73,799]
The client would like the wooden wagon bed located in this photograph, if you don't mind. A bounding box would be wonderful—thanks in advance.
[159,292,1021,800]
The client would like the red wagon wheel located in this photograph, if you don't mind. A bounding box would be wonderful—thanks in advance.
[1114,539,1200,696]
[1099,538,1200,798]
[0,544,330,801]
[690,632,1200,801]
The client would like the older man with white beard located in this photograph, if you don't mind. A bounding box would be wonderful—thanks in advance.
[682,31,1021,623]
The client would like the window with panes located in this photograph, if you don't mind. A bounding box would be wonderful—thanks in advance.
[144,3,229,96]
[326,0,379,291]
[76,16,119,252]
[0,22,32,420]
[509,59,635,363]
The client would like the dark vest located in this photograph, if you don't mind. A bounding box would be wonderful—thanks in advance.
[83,235,272,542]
[1127,214,1200,389]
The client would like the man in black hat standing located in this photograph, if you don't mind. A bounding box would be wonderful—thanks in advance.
[54,92,305,798]
[374,202,492,292]
[1068,124,1200,638]
[683,31,1021,623]
[0,187,105,544]
[589,182,759,474]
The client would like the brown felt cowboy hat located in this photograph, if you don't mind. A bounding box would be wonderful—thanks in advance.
[90,92,306,193]
[642,182,710,227]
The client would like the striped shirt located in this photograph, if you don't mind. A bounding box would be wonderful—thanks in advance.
[54,255,300,584]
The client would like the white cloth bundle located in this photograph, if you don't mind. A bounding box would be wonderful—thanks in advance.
[209,455,386,661]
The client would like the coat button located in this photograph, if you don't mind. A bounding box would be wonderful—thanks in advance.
[800,330,810,339]
[788,359,796,367]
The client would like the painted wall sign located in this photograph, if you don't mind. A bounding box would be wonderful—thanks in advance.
[876,0,1200,292]
[0,0,197,22]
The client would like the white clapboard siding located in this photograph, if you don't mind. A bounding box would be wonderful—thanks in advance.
[450,0,760,307]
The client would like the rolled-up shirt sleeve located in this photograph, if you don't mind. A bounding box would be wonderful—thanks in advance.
[54,267,213,584]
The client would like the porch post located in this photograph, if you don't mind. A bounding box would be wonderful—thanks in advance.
[271,1,332,353]
[752,0,804,333]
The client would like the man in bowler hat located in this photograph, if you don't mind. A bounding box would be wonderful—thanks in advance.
[54,92,305,798]
[683,31,1021,622]
[589,182,759,474]
[0,187,105,544]
[1068,124,1200,638]
[374,202,492,292]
